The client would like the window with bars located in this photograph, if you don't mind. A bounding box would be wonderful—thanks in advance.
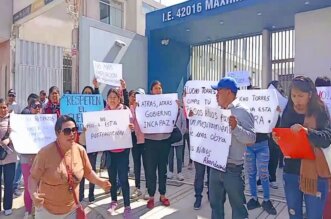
[100,0,123,28]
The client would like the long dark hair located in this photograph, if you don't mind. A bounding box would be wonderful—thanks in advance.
[284,76,329,127]
[150,80,162,92]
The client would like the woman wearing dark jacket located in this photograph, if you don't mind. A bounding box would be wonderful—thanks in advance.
[44,86,61,117]
[273,76,331,219]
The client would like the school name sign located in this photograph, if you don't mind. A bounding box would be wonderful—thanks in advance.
[189,107,232,171]
[10,114,57,154]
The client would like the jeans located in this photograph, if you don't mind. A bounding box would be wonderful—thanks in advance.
[107,149,130,207]
[13,160,22,190]
[79,152,97,201]
[268,137,280,182]
[0,163,16,211]
[194,162,210,198]
[182,133,192,165]
[132,142,146,189]
[209,165,247,219]
[283,173,329,219]
[246,140,270,201]
[144,139,171,197]
[21,163,33,213]
[168,145,184,173]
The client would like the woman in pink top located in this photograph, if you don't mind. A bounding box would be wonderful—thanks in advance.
[105,88,134,219]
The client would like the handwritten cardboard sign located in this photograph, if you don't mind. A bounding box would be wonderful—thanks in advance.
[317,87,331,115]
[10,114,57,154]
[135,93,178,134]
[93,61,122,86]
[189,107,232,171]
[60,94,104,132]
[268,84,288,114]
[227,71,250,87]
[83,110,132,153]
[237,89,279,133]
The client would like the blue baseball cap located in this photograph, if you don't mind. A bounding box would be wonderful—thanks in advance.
[211,77,238,93]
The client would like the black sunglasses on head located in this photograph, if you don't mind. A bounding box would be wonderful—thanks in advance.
[61,127,78,136]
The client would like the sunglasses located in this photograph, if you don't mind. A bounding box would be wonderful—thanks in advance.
[8,94,15,97]
[61,127,78,136]
[31,104,42,109]
[0,106,7,109]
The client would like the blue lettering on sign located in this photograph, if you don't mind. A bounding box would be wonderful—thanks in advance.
[162,0,244,22]
[60,94,104,132]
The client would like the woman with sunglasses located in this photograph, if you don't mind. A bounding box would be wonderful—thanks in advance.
[273,76,331,219]
[0,98,17,216]
[19,98,42,219]
[29,115,111,219]
[104,88,134,219]
[44,86,61,118]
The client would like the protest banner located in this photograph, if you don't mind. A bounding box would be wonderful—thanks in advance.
[60,94,104,132]
[237,89,279,133]
[268,84,288,114]
[83,110,132,153]
[93,61,122,86]
[10,114,57,154]
[227,71,251,87]
[189,107,232,171]
[317,87,331,114]
[183,80,218,117]
[273,128,315,160]
[135,93,178,134]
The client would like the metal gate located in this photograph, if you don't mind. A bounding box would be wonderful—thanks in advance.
[190,34,263,87]
[14,39,66,105]
[63,53,72,93]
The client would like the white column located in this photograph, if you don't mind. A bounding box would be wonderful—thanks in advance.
[262,29,272,88]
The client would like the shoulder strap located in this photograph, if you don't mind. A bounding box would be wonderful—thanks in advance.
[55,141,80,205]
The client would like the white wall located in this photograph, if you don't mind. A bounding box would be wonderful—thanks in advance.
[295,7,331,81]
[13,0,33,14]
[0,0,13,42]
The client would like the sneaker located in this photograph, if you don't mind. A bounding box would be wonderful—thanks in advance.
[188,163,193,170]
[147,198,155,209]
[270,182,278,189]
[4,209,12,216]
[177,173,184,181]
[143,189,149,200]
[23,212,30,219]
[194,197,202,210]
[130,188,142,199]
[123,206,133,219]
[167,172,173,179]
[117,187,122,196]
[262,200,277,215]
[160,197,170,206]
[247,198,261,210]
[107,201,118,215]
[257,185,263,192]
[13,189,22,197]
[88,194,95,203]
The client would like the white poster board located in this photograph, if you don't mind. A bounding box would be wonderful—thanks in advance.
[183,80,218,116]
[268,84,288,114]
[93,61,122,87]
[227,71,251,87]
[10,114,57,154]
[317,87,331,114]
[135,93,178,134]
[83,110,132,153]
[237,89,279,133]
[189,107,232,171]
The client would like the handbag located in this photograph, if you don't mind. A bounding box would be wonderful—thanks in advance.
[168,110,183,144]
[0,118,10,160]
[55,141,87,219]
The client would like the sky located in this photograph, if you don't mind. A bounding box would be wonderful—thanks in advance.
[159,0,188,6]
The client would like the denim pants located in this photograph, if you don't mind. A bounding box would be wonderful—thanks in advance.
[245,140,270,201]
[182,133,192,165]
[132,143,146,189]
[283,173,329,219]
[13,160,22,190]
[79,152,97,201]
[168,145,184,174]
[107,149,130,207]
[209,165,247,219]
[194,162,210,198]
[0,163,16,211]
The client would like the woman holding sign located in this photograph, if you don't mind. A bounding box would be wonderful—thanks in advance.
[104,88,134,219]
[144,81,173,209]
[273,76,331,219]
[44,86,61,118]
[28,115,111,219]
[0,98,17,216]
